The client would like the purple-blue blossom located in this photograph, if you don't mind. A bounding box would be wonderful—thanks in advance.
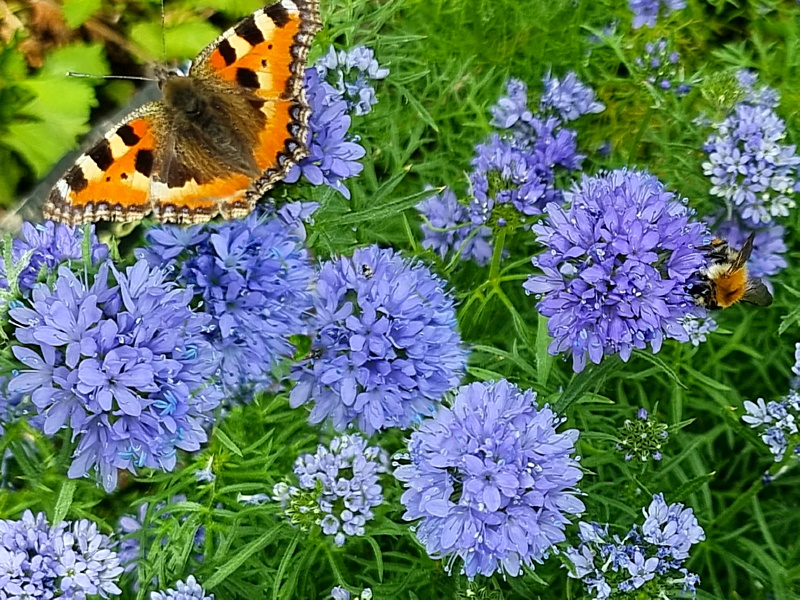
[743,392,800,461]
[315,45,389,116]
[524,169,708,372]
[8,261,222,492]
[137,210,315,395]
[634,39,690,94]
[274,434,388,546]
[565,494,704,598]
[736,69,780,109]
[468,129,582,225]
[540,71,605,122]
[394,379,585,579]
[0,510,123,598]
[417,187,493,265]
[150,576,213,600]
[629,0,687,29]
[283,66,366,199]
[0,220,107,294]
[290,245,466,434]
[330,587,372,600]
[702,102,800,224]
[678,313,718,346]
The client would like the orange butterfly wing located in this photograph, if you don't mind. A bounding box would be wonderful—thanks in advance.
[43,105,162,224]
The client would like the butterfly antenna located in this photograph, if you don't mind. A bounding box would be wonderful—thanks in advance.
[161,0,167,62]
[67,72,158,82]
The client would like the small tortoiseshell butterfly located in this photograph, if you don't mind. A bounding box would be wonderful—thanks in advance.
[44,0,322,225]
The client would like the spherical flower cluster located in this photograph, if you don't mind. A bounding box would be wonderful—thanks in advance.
[290,245,466,434]
[283,64,366,198]
[273,434,388,546]
[707,216,787,291]
[0,220,107,294]
[540,71,605,122]
[634,38,690,94]
[678,313,718,346]
[394,380,585,579]
[524,169,708,372]
[628,0,686,29]
[9,261,222,491]
[616,408,669,462]
[151,576,213,600]
[416,187,493,265]
[468,127,582,225]
[0,510,123,599]
[743,392,800,462]
[138,211,315,394]
[315,45,389,116]
[702,102,800,224]
[565,494,704,599]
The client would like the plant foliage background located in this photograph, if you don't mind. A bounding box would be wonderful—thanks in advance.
[1,0,800,599]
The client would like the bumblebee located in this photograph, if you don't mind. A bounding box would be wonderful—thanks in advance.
[692,232,773,309]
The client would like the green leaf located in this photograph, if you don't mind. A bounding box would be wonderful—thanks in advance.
[205,525,283,589]
[536,314,553,389]
[672,472,716,503]
[215,428,244,457]
[130,21,221,61]
[62,0,102,29]
[52,480,77,524]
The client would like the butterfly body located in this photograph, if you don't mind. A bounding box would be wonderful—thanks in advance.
[693,232,773,309]
[45,0,322,225]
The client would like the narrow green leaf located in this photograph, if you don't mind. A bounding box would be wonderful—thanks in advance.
[537,314,553,389]
[214,428,244,457]
[52,480,76,524]
[632,350,687,390]
[206,526,282,589]
[672,472,716,503]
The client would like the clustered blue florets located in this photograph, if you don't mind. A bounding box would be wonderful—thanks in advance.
[634,38,690,94]
[628,0,686,29]
[524,169,708,372]
[290,245,466,434]
[0,510,123,599]
[9,261,222,491]
[566,494,704,599]
[394,380,585,579]
[702,74,800,224]
[0,221,107,294]
[274,434,388,546]
[286,45,387,198]
[743,392,800,462]
[138,210,315,395]
[150,576,213,600]
[417,187,493,265]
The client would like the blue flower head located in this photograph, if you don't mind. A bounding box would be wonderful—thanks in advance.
[138,210,315,395]
[743,391,800,462]
[702,102,800,224]
[274,434,388,546]
[0,220,108,294]
[524,169,708,372]
[540,71,605,122]
[315,45,389,116]
[629,0,686,29]
[0,510,123,598]
[417,186,492,265]
[283,66,366,199]
[395,380,585,579]
[290,245,466,434]
[8,260,222,492]
[634,39,691,94]
[150,576,213,600]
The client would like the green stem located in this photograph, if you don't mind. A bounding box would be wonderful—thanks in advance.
[489,228,506,285]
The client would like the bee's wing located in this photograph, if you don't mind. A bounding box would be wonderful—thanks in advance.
[731,232,757,271]
[742,277,773,306]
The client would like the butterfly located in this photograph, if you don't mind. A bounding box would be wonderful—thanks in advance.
[43,0,322,225]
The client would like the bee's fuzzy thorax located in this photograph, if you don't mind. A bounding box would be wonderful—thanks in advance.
[712,266,748,307]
